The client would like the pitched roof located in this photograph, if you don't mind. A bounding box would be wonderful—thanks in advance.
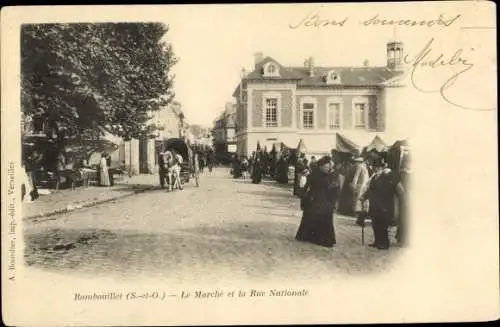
[232,56,405,97]
[291,66,404,87]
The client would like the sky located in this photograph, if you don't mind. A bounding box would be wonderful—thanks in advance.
[163,4,397,127]
[157,3,495,127]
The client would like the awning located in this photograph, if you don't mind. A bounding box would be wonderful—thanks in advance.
[332,133,361,156]
[296,138,307,154]
[390,139,409,150]
[365,135,388,152]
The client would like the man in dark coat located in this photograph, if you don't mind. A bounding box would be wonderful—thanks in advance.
[360,157,398,250]
[158,149,166,188]
[251,154,263,184]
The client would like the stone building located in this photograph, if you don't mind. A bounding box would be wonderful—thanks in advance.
[233,40,408,157]
[212,102,237,163]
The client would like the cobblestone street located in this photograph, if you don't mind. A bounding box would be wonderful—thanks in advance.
[24,168,403,281]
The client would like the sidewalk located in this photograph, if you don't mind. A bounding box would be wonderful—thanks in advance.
[22,174,160,220]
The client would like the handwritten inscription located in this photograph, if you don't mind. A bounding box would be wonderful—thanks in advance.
[404,38,493,111]
[363,14,461,28]
[288,8,461,29]
[289,8,347,29]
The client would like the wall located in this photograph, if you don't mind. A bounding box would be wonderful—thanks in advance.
[236,133,248,156]
[155,105,180,140]
[383,85,411,142]
[251,89,294,128]
[123,139,140,175]
[295,91,381,131]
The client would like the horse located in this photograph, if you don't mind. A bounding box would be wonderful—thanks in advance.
[161,150,176,191]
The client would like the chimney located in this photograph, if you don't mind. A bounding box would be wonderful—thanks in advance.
[387,41,404,71]
[363,59,369,67]
[308,57,315,77]
[254,52,264,68]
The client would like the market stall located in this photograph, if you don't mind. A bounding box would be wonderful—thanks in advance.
[330,133,362,217]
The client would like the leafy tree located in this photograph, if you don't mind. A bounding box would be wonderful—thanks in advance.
[21,22,177,149]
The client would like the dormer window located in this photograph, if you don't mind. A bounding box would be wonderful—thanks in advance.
[263,62,280,77]
[326,70,341,84]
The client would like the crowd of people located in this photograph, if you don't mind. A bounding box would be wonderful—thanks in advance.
[21,148,117,202]
[231,143,411,251]
[295,152,409,250]
[230,145,295,184]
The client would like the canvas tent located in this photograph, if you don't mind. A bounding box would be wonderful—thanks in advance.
[331,133,361,158]
[296,139,307,155]
[365,135,387,152]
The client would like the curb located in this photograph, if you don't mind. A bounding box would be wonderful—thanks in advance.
[24,186,154,221]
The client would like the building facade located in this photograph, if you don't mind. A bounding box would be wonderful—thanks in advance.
[21,102,188,175]
[233,41,408,157]
[212,102,237,162]
[132,100,187,174]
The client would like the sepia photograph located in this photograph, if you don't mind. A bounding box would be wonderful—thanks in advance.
[2,2,498,326]
[20,21,410,280]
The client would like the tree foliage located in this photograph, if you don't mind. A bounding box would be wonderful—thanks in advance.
[21,22,177,145]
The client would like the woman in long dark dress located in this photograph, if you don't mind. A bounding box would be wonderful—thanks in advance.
[232,155,242,178]
[296,156,340,248]
[251,155,263,184]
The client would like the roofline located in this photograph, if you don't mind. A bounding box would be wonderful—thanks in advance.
[297,84,383,88]
[288,66,391,70]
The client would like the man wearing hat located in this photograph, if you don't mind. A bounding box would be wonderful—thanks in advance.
[360,156,398,250]
[158,147,167,188]
[351,156,370,227]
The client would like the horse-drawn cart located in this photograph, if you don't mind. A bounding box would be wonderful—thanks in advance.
[161,138,193,185]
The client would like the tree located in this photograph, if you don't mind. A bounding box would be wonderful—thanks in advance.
[21,22,178,148]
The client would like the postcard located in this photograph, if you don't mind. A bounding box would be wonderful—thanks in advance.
[1,2,498,325]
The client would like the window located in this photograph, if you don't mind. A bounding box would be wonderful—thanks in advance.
[263,62,280,77]
[354,103,367,128]
[302,102,315,129]
[326,70,341,84]
[265,98,278,127]
[328,103,341,129]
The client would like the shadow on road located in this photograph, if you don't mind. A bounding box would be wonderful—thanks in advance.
[24,219,401,281]
[111,182,200,193]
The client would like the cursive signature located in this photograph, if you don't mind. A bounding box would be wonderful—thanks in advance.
[403,38,495,111]
[289,7,348,29]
